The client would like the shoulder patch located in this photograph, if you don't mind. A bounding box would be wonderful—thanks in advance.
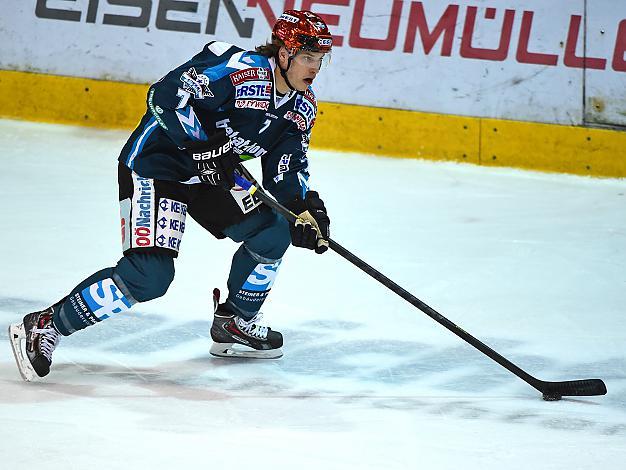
[230,67,272,86]
[180,68,214,99]
[200,49,270,86]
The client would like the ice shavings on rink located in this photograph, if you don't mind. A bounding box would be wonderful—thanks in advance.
[0,119,625,469]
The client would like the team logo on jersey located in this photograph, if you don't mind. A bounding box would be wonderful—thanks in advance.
[235,99,270,110]
[180,67,213,99]
[235,81,272,100]
[230,67,271,86]
[284,111,307,131]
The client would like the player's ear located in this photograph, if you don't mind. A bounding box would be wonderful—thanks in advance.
[278,47,290,68]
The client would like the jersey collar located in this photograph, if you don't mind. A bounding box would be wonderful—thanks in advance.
[269,57,297,109]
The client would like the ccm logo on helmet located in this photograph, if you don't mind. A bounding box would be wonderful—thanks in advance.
[192,140,232,160]
[318,38,332,47]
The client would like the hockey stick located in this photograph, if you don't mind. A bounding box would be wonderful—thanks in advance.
[234,174,607,400]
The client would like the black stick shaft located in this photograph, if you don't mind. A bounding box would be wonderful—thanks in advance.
[252,189,537,381]
[327,239,539,383]
[248,184,605,397]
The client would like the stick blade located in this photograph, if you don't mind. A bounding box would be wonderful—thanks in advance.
[538,378,607,398]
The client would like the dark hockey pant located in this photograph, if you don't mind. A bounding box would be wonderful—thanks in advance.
[52,168,291,336]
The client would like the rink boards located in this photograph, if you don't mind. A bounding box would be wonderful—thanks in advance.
[1,69,624,178]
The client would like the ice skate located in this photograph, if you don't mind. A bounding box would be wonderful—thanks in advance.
[8,306,61,381]
[209,289,283,359]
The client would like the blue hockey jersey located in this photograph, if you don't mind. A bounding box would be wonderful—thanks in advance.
[118,41,319,206]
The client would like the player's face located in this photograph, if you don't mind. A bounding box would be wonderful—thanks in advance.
[286,50,328,91]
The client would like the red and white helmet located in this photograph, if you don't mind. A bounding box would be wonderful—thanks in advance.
[272,10,333,55]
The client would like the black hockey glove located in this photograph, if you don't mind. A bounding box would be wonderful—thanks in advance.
[185,129,239,189]
[286,191,330,254]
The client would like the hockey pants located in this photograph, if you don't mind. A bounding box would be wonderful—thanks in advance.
[53,208,290,336]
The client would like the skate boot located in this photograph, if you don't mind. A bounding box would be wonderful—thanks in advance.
[8,305,61,381]
[209,288,283,359]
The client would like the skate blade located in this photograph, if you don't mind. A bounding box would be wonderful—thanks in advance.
[7,323,36,382]
[210,342,283,359]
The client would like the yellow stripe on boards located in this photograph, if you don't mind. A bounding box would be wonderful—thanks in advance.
[313,102,480,165]
[0,70,147,129]
[481,118,626,177]
[1,70,624,177]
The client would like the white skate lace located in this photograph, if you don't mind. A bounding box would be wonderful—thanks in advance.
[32,326,60,361]
[236,313,268,340]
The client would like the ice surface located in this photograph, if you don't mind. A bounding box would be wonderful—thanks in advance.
[0,119,625,469]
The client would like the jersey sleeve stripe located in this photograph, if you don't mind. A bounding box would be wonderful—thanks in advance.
[126,117,159,169]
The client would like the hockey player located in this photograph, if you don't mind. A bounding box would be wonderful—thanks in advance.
[8,10,333,381]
